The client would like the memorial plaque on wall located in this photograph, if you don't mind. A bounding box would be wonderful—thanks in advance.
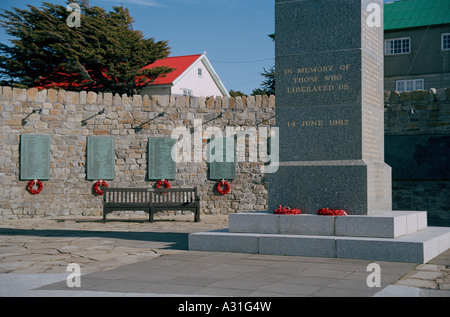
[209,137,236,180]
[20,134,51,180]
[87,136,115,180]
[148,138,176,180]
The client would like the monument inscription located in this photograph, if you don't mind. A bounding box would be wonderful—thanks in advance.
[283,63,352,96]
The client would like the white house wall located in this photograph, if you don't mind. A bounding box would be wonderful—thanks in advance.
[140,86,171,97]
[171,60,224,97]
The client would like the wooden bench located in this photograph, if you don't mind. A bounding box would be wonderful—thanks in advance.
[102,187,200,223]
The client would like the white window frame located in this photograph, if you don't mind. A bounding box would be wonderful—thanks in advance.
[396,79,424,92]
[198,67,203,78]
[183,88,193,96]
[385,37,411,55]
[442,33,450,51]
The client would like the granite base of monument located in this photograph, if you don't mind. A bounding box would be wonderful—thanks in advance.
[268,161,393,216]
[189,212,450,264]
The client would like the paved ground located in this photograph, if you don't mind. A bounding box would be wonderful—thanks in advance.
[0,214,449,297]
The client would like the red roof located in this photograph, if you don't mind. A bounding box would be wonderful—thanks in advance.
[34,54,202,90]
[140,54,202,85]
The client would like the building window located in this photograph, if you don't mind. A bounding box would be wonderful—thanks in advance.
[396,79,424,92]
[183,88,193,96]
[442,33,450,51]
[198,68,203,78]
[385,38,411,55]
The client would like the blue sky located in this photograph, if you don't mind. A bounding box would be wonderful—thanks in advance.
[0,0,398,95]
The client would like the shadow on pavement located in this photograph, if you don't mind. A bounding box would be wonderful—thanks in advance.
[0,228,189,250]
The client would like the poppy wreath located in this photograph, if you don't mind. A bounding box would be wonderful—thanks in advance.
[93,180,109,196]
[156,179,171,194]
[317,208,348,216]
[274,205,302,215]
[216,180,231,195]
[26,179,44,195]
[156,179,171,189]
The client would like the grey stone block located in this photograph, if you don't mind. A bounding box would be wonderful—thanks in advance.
[229,212,279,234]
[279,214,335,236]
[268,162,392,216]
[188,225,450,264]
[335,211,427,238]
[335,215,400,238]
[259,235,336,258]
[229,212,335,236]
[229,211,428,239]
[336,227,450,263]
[407,227,450,255]
[336,237,426,263]
[418,212,428,230]
[189,230,259,254]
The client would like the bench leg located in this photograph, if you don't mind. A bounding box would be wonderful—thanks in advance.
[149,207,154,223]
[102,208,107,223]
[195,206,200,223]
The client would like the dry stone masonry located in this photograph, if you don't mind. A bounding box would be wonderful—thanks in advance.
[384,88,450,226]
[0,86,275,219]
[0,86,449,223]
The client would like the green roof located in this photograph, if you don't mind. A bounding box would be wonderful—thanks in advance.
[385,0,450,30]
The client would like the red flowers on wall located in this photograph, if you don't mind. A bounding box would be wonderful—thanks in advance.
[93,180,109,196]
[216,180,231,195]
[26,180,44,195]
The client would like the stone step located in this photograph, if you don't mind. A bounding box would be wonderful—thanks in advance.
[228,211,428,239]
[189,227,450,264]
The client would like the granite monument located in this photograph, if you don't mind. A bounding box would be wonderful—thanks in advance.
[189,0,450,263]
[270,0,391,215]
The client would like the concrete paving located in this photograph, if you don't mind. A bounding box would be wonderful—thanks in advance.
[0,215,449,297]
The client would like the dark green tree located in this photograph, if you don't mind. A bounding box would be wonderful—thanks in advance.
[0,0,173,95]
[252,66,275,96]
[251,88,268,96]
[229,89,246,97]
[260,66,276,95]
[252,33,276,96]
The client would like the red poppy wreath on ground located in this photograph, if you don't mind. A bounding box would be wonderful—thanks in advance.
[317,208,348,216]
[26,180,44,195]
[274,205,302,215]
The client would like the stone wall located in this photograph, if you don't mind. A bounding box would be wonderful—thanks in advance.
[0,86,275,219]
[384,88,450,226]
[1,86,449,225]
[384,88,450,135]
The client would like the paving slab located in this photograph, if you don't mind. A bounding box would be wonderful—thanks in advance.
[0,215,449,297]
